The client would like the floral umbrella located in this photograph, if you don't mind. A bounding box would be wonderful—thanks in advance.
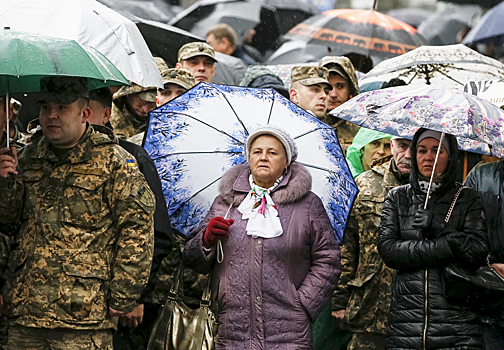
[330,84,504,157]
[143,83,358,242]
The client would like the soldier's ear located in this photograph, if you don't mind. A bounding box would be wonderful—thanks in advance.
[290,89,299,104]
[81,106,91,124]
[103,107,112,125]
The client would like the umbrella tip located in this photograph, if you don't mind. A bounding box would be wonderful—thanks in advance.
[4,27,10,30]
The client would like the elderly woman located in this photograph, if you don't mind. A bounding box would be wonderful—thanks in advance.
[378,128,489,350]
[346,128,392,178]
[183,125,341,349]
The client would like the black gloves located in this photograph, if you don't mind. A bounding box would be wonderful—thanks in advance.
[412,208,433,231]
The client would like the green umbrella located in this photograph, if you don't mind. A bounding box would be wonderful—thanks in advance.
[0,29,129,148]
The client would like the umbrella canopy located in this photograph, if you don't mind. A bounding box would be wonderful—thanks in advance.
[386,8,432,29]
[169,0,262,45]
[0,29,129,94]
[462,1,504,45]
[330,84,504,157]
[418,4,481,45]
[143,83,358,242]
[463,79,504,109]
[262,0,318,34]
[0,0,162,88]
[284,9,428,60]
[358,44,504,89]
[97,0,179,23]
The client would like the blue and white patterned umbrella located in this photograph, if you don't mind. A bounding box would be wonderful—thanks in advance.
[330,84,504,157]
[144,82,358,242]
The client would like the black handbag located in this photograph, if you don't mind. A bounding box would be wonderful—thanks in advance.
[147,261,217,350]
[441,186,504,309]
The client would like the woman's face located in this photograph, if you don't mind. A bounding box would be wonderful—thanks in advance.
[416,137,449,179]
[361,138,391,171]
[249,135,289,188]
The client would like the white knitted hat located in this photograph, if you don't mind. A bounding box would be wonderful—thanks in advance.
[244,125,298,164]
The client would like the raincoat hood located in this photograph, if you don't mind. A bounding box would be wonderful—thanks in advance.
[239,65,288,98]
[346,128,392,178]
[410,128,459,196]
[320,56,360,97]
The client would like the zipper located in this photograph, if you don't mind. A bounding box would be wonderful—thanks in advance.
[422,268,428,350]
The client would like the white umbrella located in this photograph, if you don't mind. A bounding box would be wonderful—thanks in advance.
[463,79,504,109]
[359,44,504,90]
[0,0,162,88]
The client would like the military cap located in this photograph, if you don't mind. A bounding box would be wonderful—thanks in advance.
[39,76,89,104]
[160,68,196,90]
[178,42,217,62]
[113,82,157,102]
[318,56,348,79]
[155,57,169,73]
[290,66,332,89]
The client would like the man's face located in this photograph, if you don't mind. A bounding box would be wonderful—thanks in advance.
[87,100,111,126]
[177,56,215,83]
[327,73,351,111]
[206,34,229,54]
[127,93,156,117]
[391,138,412,175]
[156,83,187,107]
[292,84,329,118]
[39,99,90,149]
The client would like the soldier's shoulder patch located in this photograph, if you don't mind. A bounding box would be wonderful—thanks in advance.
[126,158,136,167]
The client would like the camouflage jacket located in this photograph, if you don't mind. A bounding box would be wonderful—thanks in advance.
[332,157,400,334]
[110,99,147,140]
[0,125,155,330]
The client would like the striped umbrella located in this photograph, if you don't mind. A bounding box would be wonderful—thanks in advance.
[285,9,428,59]
[330,84,504,157]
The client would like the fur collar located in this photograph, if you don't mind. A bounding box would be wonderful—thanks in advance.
[219,162,312,206]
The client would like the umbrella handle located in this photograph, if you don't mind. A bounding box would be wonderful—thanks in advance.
[423,132,445,209]
[217,202,233,264]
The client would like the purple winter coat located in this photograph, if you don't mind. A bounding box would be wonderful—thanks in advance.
[183,162,341,350]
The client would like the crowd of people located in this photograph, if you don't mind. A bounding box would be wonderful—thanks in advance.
[0,19,503,350]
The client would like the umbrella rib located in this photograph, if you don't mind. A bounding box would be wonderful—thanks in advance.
[430,66,464,85]
[153,111,245,145]
[266,93,275,124]
[293,127,326,139]
[150,150,241,161]
[220,92,250,136]
[297,161,337,174]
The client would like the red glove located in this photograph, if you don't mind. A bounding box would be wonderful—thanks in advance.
[203,217,234,248]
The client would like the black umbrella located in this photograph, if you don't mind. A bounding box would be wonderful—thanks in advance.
[263,0,318,34]
[386,8,432,29]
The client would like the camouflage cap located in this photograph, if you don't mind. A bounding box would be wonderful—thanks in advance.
[160,68,196,90]
[290,66,332,89]
[318,56,360,96]
[318,56,348,79]
[39,76,89,104]
[113,82,157,102]
[155,57,169,73]
[178,42,217,62]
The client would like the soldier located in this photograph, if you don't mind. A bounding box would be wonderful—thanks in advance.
[87,87,174,350]
[289,66,332,120]
[332,136,412,350]
[176,42,217,83]
[319,56,361,153]
[127,68,196,146]
[109,83,157,139]
[0,76,155,349]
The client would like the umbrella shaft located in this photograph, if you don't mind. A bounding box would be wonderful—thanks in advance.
[5,90,8,150]
[423,132,445,209]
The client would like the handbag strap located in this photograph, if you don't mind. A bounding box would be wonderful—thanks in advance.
[445,186,466,223]
[168,260,214,307]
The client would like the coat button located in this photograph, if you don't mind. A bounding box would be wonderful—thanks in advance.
[256,296,261,302]
[257,239,262,245]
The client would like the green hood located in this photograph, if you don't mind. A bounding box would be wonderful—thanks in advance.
[346,128,392,178]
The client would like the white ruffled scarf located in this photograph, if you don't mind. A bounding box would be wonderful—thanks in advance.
[237,175,283,239]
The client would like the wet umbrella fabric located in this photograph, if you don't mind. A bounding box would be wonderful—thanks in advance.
[285,9,427,60]
[358,44,504,89]
[386,8,432,29]
[143,83,358,242]
[0,0,162,88]
[462,1,504,46]
[97,0,179,23]
[330,84,504,157]
[463,79,504,109]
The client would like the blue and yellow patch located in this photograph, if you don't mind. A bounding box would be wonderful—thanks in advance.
[126,159,136,167]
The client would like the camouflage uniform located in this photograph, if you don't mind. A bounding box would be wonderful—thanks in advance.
[319,56,361,154]
[0,125,155,332]
[332,156,403,349]
[110,83,157,139]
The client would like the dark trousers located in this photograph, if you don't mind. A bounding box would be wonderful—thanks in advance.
[113,302,161,350]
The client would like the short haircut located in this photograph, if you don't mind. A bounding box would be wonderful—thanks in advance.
[207,23,237,49]
[77,97,90,109]
[89,87,113,108]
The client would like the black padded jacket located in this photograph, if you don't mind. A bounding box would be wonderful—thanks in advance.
[378,129,489,350]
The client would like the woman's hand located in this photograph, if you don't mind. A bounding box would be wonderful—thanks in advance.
[332,310,345,319]
[491,263,504,279]
[203,217,234,248]
[412,208,433,231]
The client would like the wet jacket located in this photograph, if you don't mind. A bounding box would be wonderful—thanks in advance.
[0,125,155,330]
[332,157,401,334]
[465,160,504,265]
[378,130,488,350]
[183,162,341,350]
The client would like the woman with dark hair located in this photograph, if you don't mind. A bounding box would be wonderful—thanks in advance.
[378,128,489,349]
[183,125,341,349]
